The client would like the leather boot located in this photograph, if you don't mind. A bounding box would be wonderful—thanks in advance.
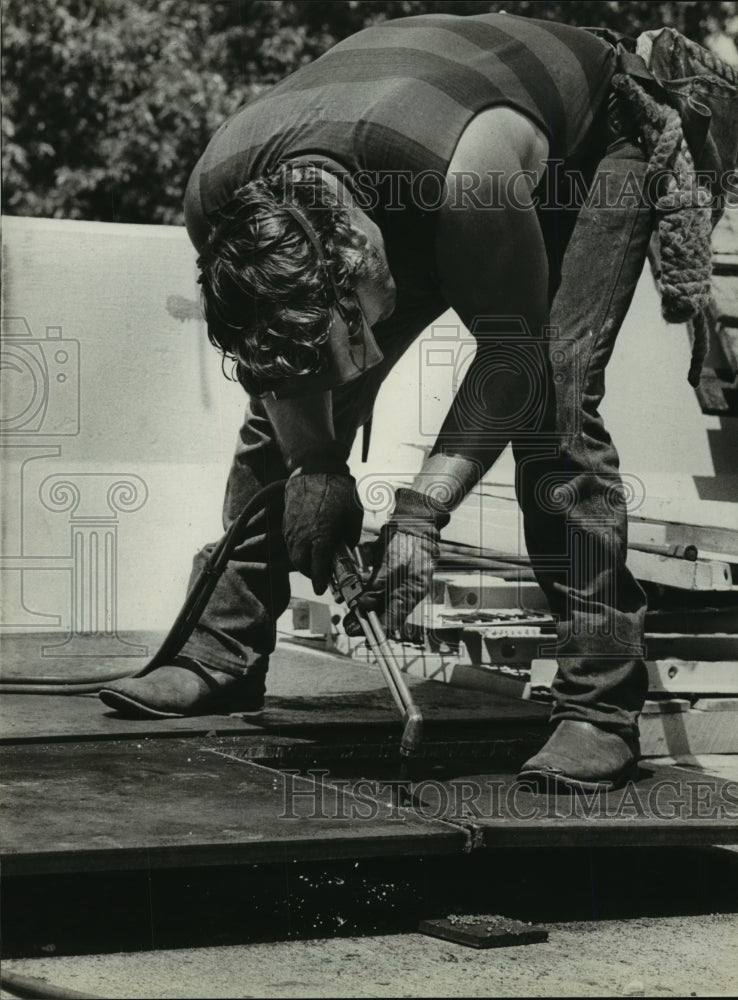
[98,655,268,719]
[518,720,640,792]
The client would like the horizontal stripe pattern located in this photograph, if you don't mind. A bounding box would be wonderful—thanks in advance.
[186,12,614,252]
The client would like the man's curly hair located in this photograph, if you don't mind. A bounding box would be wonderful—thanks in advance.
[197,163,370,395]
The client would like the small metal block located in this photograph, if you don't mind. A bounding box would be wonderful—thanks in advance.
[418,915,549,949]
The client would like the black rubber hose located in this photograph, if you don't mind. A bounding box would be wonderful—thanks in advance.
[0,683,131,695]
[0,969,104,999]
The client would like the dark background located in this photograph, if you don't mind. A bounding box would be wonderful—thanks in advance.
[3,0,737,225]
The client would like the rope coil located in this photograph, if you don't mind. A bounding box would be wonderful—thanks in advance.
[611,72,713,386]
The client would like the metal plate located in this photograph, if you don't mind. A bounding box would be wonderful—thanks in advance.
[0,637,548,745]
[0,739,466,876]
[408,764,738,847]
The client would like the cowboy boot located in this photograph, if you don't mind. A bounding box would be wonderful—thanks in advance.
[99,655,268,719]
[518,720,640,792]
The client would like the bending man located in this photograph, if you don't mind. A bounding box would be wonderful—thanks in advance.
[101,11,723,790]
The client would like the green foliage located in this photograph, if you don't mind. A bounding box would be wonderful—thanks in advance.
[3,0,232,222]
[2,0,735,225]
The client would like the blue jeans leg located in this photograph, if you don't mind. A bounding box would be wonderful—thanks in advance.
[514,139,653,739]
[179,395,292,672]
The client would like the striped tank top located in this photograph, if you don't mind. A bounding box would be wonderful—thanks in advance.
[185,12,615,294]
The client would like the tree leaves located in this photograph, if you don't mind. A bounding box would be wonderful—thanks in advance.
[2,0,732,224]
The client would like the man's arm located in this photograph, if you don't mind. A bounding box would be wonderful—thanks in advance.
[437,106,550,328]
[418,106,551,503]
[262,391,338,470]
[356,109,551,634]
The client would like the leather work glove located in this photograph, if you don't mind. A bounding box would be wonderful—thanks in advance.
[283,447,363,595]
[352,488,450,639]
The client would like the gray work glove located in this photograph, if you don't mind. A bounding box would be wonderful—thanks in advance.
[352,488,450,639]
[283,446,363,596]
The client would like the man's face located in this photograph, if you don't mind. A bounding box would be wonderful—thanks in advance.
[318,168,397,327]
[347,205,396,326]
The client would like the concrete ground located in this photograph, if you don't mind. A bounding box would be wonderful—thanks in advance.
[2,912,737,998]
[3,670,737,1000]
[3,834,738,1000]
[3,759,738,1000]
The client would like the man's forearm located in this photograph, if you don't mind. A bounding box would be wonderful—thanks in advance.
[411,451,482,510]
[262,391,339,470]
[416,328,549,509]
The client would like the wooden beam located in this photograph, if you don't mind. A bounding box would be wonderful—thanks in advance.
[461,629,738,665]
[630,513,738,559]
[692,698,738,712]
[531,658,738,696]
[626,549,733,591]
[641,699,689,715]
[440,574,549,611]
[646,608,738,633]
[640,709,738,756]
[694,367,733,415]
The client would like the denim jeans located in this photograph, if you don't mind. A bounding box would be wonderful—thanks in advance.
[179,138,653,740]
[514,136,653,739]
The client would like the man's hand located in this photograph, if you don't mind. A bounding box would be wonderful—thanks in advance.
[283,457,363,595]
[355,488,450,638]
[263,391,363,594]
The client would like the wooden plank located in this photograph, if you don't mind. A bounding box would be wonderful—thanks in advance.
[460,628,555,666]
[531,658,738,696]
[441,575,549,612]
[693,697,738,712]
[0,740,466,876]
[645,607,738,633]
[711,274,738,323]
[409,765,738,847]
[717,326,738,376]
[636,634,738,662]
[640,709,738,756]
[641,699,690,715]
[694,368,732,414]
[630,513,738,558]
[646,660,738,696]
[626,549,733,591]
[462,629,738,665]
